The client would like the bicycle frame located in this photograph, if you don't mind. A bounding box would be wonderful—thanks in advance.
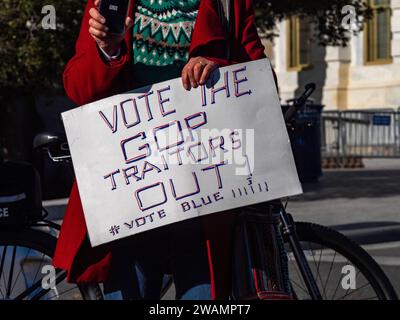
[277,201,322,300]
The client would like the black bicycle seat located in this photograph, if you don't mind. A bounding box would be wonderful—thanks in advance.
[33,132,66,150]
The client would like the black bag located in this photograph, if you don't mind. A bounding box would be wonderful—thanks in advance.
[232,203,292,300]
[0,161,43,226]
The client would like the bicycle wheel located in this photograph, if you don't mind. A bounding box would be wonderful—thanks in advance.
[286,222,398,300]
[0,228,103,300]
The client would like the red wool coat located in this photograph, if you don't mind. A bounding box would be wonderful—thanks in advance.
[53,0,266,299]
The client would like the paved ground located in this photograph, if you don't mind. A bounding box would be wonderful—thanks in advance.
[288,159,400,227]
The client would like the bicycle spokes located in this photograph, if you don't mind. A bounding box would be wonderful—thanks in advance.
[0,244,81,300]
[286,241,379,300]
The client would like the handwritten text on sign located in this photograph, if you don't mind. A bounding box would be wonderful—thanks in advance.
[62,59,302,247]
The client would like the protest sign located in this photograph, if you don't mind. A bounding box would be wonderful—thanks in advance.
[62,58,302,247]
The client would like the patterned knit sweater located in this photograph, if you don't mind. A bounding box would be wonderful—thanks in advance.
[132,0,200,87]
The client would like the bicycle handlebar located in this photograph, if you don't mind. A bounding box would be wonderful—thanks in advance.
[284,83,316,122]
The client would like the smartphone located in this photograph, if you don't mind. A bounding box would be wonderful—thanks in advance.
[99,0,131,35]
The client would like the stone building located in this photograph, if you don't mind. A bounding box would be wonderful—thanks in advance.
[263,0,399,110]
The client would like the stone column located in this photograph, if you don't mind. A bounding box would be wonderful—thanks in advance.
[392,0,400,63]
[321,45,351,110]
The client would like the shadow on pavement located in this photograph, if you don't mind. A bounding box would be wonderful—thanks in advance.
[292,169,400,201]
[332,221,400,245]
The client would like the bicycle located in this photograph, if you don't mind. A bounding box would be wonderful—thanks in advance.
[0,146,102,300]
[159,83,398,300]
[2,83,396,300]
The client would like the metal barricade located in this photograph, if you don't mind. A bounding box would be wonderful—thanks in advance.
[321,110,400,167]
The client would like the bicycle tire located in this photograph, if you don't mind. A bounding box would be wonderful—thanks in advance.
[291,222,398,300]
[0,228,103,300]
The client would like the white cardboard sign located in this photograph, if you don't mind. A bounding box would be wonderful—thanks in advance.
[62,58,302,247]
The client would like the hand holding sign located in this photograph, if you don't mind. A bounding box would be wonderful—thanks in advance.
[181,57,219,90]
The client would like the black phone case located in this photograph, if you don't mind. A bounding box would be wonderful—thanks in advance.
[99,0,130,35]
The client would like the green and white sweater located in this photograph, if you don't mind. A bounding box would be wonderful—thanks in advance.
[132,0,200,87]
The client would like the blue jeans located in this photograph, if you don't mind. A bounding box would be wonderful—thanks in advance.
[103,219,211,300]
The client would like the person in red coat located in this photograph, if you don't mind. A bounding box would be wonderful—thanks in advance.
[53,0,267,299]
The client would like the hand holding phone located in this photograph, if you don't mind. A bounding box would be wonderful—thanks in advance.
[99,0,131,35]
[88,0,133,57]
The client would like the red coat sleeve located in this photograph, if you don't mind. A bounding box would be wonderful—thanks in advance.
[236,0,266,61]
[188,0,228,65]
[63,0,134,106]
[189,0,266,66]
